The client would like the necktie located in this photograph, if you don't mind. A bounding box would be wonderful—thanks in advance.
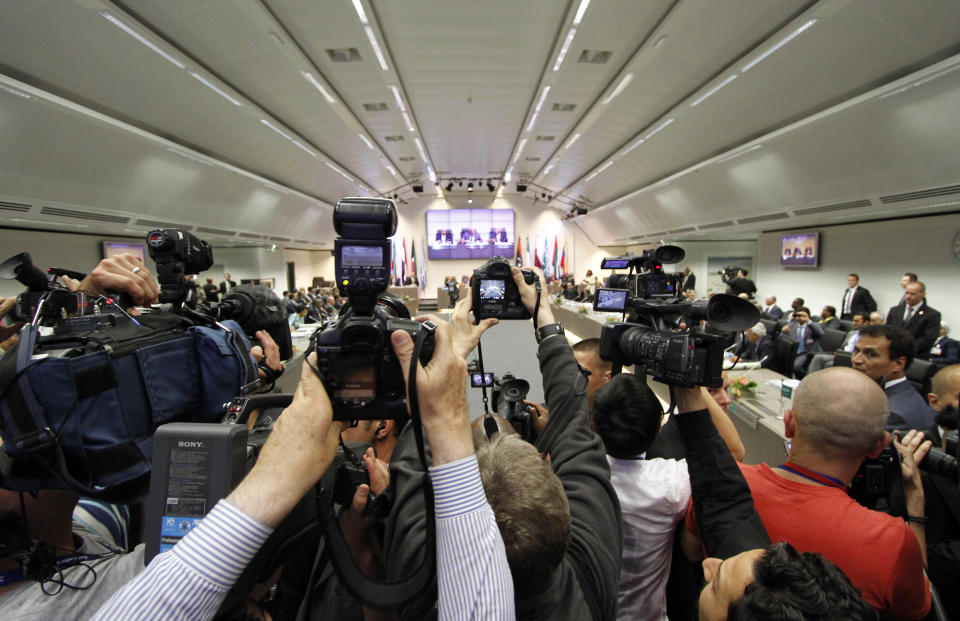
[797,325,805,353]
[904,306,915,323]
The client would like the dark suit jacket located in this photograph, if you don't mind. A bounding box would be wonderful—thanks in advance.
[840,286,876,318]
[783,321,822,353]
[886,301,942,359]
[931,336,960,366]
[820,317,841,331]
[681,273,696,291]
[762,305,783,320]
[742,335,777,366]
[884,379,936,431]
[219,280,237,295]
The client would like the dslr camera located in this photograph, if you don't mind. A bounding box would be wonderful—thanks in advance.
[311,198,435,421]
[470,256,537,320]
[594,245,758,388]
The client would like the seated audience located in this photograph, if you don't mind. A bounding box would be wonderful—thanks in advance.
[930,323,959,366]
[780,307,822,378]
[869,310,885,325]
[740,322,776,367]
[853,324,936,431]
[807,311,867,374]
[788,297,804,319]
[761,295,783,319]
[818,305,840,329]
[682,366,931,619]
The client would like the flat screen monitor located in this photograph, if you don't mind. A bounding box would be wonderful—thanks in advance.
[103,241,147,263]
[426,209,515,260]
[779,232,819,268]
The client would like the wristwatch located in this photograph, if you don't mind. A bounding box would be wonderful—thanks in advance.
[536,322,565,344]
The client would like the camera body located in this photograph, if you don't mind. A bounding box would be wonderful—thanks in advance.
[595,245,758,388]
[313,198,435,421]
[470,257,536,320]
[719,265,742,281]
[147,229,214,305]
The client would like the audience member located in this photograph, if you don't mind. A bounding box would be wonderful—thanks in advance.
[886,280,941,359]
[219,273,237,296]
[900,272,919,304]
[680,267,695,292]
[682,366,931,619]
[840,273,877,320]
[869,310,885,325]
[852,324,936,431]
[761,295,783,319]
[721,268,756,299]
[682,288,697,301]
[788,297,804,319]
[780,307,822,378]
[591,373,690,621]
[202,277,219,302]
[807,311,867,374]
[386,267,621,620]
[930,323,959,366]
[818,305,840,330]
[740,322,776,367]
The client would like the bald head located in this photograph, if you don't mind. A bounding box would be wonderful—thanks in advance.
[791,367,888,458]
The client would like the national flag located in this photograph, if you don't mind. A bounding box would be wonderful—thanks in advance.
[418,238,427,291]
[552,237,559,276]
[525,237,532,267]
[411,239,418,287]
[560,240,566,275]
[534,237,542,268]
[515,236,523,266]
[542,237,551,279]
[402,238,408,283]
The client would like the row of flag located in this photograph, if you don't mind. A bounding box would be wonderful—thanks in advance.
[389,234,567,292]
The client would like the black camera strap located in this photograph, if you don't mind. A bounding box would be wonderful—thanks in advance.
[311,322,438,610]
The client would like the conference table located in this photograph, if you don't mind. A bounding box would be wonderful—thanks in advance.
[551,300,789,466]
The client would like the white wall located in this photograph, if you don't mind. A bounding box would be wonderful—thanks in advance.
[755,213,960,329]
[624,239,758,298]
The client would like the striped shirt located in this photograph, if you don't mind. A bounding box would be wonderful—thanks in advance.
[92,454,514,620]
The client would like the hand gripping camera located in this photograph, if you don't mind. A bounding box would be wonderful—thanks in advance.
[311,198,434,421]
[470,256,537,320]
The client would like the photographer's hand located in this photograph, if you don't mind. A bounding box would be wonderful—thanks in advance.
[340,448,390,572]
[392,318,472,466]
[0,297,23,343]
[228,353,345,527]
[75,254,160,307]
[448,296,498,360]
[674,385,707,414]
[895,429,930,567]
[511,266,556,327]
[524,399,550,437]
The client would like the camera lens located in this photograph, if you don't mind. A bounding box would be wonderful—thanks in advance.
[920,446,959,481]
[500,378,530,402]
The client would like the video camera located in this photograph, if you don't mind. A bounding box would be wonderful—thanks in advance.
[719,264,743,281]
[594,245,759,387]
[310,198,435,421]
[147,229,213,305]
[470,256,537,320]
[468,360,534,442]
[0,252,83,323]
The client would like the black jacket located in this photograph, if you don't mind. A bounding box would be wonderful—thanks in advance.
[724,277,756,298]
[383,335,622,621]
[886,301,942,359]
[841,286,876,318]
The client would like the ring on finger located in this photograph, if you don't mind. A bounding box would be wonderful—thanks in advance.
[132,266,142,274]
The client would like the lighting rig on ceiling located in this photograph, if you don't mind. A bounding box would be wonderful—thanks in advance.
[440,178,506,193]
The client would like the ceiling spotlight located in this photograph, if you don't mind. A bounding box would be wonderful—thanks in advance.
[541,192,547,199]
[467,182,474,192]
[393,193,399,199]
[516,183,528,192]
[445,181,454,192]
[487,182,495,192]
[459,180,463,187]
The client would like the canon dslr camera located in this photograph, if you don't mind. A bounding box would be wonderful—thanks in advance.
[470,256,536,320]
[311,198,434,421]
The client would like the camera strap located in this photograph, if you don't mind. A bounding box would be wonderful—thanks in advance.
[312,322,438,610]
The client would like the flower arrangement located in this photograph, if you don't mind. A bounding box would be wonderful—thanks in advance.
[402,295,411,302]
[577,305,588,315]
[729,375,757,398]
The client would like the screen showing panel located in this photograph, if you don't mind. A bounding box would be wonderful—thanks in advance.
[426,209,515,259]
[779,232,820,267]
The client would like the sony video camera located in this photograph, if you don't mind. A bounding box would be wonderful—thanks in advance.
[147,229,214,306]
[470,256,537,320]
[311,198,435,421]
[594,245,758,388]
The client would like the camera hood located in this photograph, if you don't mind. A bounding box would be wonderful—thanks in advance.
[690,294,760,332]
[651,245,685,264]
[500,377,530,402]
[334,198,397,239]
[0,252,50,291]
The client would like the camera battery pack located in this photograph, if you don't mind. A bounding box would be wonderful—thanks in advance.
[144,423,249,564]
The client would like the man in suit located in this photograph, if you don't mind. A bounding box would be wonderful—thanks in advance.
[930,324,959,366]
[781,307,822,378]
[807,312,869,374]
[761,295,783,319]
[741,322,776,367]
[840,273,877,320]
[819,305,841,330]
[681,267,695,292]
[899,272,918,304]
[219,272,237,296]
[852,324,936,431]
[886,281,941,360]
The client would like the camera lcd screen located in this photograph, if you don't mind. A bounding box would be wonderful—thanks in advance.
[470,372,495,387]
[479,279,506,300]
[641,274,675,296]
[601,258,631,269]
[333,365,376,401]
[595,288,628,311]
[341,245,383,267]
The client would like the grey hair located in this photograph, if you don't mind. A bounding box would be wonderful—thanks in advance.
[749,322,767,337]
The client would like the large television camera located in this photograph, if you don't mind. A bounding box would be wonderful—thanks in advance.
[468,361,534,442]
[311,198,435,421]
[470,256,537,320]
[594,245,758,388]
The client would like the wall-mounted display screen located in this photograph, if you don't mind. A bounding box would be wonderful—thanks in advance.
[103,241,147,263]
[779,232,820,267]
[427,209,515,259]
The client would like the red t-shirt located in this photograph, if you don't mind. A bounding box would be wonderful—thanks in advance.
[685,463,930,619]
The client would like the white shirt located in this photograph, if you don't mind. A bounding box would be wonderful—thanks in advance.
[843,285,858,314]
[884,376,908,389]
[607,456,691,621]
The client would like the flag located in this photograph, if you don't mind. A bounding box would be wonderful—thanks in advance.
[418,238,427,291]
[534,236,542,268]
[560,240,566,275]
[402,238,408,283]
[390,239,397,282]
[552,237,559,277]
[411,239,418,287]
[542,237,551,279]
[515,236,522,266]
[525,237,532,267]
[407,238,414,277]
